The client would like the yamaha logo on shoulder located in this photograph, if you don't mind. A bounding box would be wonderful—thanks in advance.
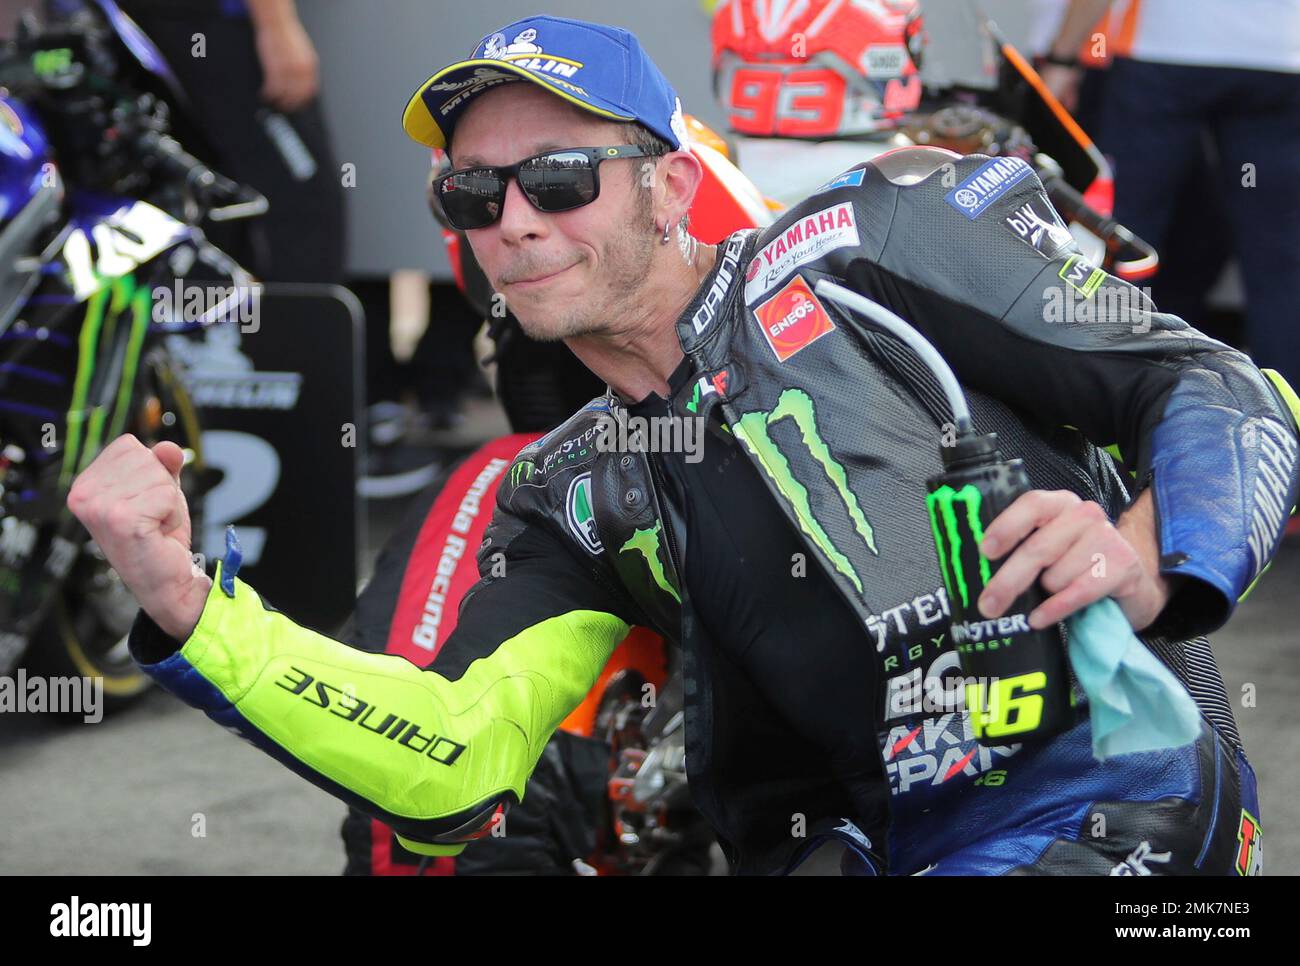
[744,202,860,303]
[945,156,1033,220]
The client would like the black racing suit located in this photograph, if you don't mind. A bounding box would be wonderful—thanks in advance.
[130,148,1298,874]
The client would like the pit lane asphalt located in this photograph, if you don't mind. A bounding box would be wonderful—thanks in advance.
[3,499,1296,875]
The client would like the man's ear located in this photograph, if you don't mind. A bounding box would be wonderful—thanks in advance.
[658,149,704,223]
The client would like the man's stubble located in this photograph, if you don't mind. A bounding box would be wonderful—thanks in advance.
[517,188,659,342]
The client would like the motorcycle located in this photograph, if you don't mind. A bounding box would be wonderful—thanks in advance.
[0,0,264,710]
[597,668,720,875]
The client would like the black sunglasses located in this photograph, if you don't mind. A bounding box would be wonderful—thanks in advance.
[432,145,652,231]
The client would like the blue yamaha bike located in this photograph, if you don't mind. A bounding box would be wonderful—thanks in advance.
[0,0,264,708]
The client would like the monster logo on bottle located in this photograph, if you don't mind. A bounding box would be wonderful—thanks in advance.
[925,436,1073,743]
[926,482,991,614]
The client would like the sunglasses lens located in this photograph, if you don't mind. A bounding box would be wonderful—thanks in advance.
[439,169,504,230]
[437,151,609,229]
[519,151,597,212]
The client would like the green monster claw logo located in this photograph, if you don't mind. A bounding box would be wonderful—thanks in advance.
[61,273,152,486]
[927,483,992,610]
[509,460,535,486]
[732,388,877,594]
[620,520,681,603]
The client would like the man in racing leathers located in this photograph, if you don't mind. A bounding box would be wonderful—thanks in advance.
[68,15,1298,874]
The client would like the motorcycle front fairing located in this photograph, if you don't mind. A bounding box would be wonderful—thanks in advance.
[0,185,245,671]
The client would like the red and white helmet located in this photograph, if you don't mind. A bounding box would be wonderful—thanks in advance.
[712,0,925,139]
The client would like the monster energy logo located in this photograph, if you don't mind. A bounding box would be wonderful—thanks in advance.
[32,48,72,77]
[61,274,152,486]
[732,388,877,594]
[509,460,535,486]
[927,484,992,611]
[620,520,680,603]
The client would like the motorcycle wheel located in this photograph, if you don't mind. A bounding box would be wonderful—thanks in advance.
[19,319,211,718]
[26,543,153,716]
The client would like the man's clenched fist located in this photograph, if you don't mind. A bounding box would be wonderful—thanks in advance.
[67,435,211,641]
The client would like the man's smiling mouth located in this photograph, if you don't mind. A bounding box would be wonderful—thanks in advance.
[505,261,579,288]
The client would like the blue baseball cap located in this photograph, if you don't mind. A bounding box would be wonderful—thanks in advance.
[401,15,688,152]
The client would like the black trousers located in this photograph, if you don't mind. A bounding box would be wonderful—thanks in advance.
[117,1,346,284]
[1099,57,1300,391]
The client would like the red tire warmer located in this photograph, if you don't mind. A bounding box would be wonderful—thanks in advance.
[362,433,666,875]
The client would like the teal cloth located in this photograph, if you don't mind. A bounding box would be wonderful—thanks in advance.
[1064,597,1202,760]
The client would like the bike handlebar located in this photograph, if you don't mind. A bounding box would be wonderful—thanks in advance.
[1042,174,1159,282]
[132,130,268,221]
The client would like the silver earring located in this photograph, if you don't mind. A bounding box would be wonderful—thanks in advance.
[661,222,672,244]
[676,222,695,265]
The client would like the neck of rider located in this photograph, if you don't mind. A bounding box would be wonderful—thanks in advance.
[567,235,717,404]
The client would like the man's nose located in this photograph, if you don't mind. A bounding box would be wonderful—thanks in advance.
[496,176,548,243]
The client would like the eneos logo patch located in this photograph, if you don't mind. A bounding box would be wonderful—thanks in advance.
[754,275,836,362]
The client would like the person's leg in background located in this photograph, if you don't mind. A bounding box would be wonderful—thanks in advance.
[1083,62,1236,339]
[238,97,345,284]
[352,277,404,407]
[1147,138,1236,341]
[1098,58,1217,305]
[1209,66,1300,393]
[1070,64,1108,136]
[351,273,445,499]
